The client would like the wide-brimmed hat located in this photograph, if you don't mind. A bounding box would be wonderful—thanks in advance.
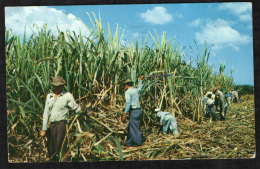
[155,108,160,112]
[51,76,66,86]
[124,79,133,84]
[206,93,212,97]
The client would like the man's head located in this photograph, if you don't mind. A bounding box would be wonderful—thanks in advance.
[51,76,65,93]
[124,79,133,90]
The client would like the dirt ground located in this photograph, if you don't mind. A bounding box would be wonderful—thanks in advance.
[8,95,255,162]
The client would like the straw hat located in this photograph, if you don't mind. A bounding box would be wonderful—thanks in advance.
[124,79,133,84]
[155,108,160,112]
[51,76,66,86]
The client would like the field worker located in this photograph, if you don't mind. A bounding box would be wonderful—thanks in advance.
[205,94,217,121]
[238,89,242,102]
[40,76,85,161]
[224,92,232,106]
[223,91,232,120]
[213,89,225,120]
[213,88,223,110]
[154,108,179,137]
[121,75,145,147]
[202,91,208,112]
[203,91,213,112]
[233,90,238,103]
[230,89,235,102]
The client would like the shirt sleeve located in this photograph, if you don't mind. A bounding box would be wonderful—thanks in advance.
[42,94,50,131]
[137,80,143,93]
[67,93,81,113]
[161,112,172,123]
[124,91,131,113]
[160,112,166,123]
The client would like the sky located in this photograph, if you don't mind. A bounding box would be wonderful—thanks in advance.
[5,2,254,85]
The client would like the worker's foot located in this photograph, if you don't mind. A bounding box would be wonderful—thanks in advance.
[120,141,129,146]
[121,141,140,147]
[131,143,141,147]
[173,133,180,139]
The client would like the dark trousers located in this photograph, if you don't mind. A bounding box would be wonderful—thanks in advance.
[207,105,216,121]
[215,99,225,120]
[125,109,142,146]
[47,120,68,161]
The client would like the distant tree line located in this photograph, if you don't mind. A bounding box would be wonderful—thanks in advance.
[234,85,254,95]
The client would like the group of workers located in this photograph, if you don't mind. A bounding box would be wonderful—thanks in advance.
[203,89,241,121]
[39,75,241,161]
[120,75,179,147]
[40,75,180,161]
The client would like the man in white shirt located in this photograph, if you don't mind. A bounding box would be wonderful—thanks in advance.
[205,94,217,121]
[233,90,239,103]
[40,76,84,161]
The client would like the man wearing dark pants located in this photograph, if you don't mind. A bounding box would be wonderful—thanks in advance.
[213,89,225,120]
[40,76,84,161]
[121,75,144,147]
[47,120,67,161]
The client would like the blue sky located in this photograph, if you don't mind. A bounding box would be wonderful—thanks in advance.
[5,3,254,85]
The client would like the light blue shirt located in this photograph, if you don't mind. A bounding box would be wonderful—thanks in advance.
[124,80,143,113]
[156,111,172,123]
[156,111,179,134]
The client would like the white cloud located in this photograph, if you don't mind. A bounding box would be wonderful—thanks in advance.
[239,14,252,22]
[195,19,251,51]
[140,6,173,25]
[218,2,252,15]
[188,18,202,27]
[218,3,252,21]
[5,6,90,38]
[133,32,140,39]
[174,12,183,18]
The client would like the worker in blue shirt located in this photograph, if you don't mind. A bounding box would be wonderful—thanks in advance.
[121,75,144,147]
[155,108,179,138]
[225,91,232,106]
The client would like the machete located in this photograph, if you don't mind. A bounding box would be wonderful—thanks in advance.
[144,74,198,79]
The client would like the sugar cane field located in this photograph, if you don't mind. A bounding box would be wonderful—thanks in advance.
[6,15,255,162]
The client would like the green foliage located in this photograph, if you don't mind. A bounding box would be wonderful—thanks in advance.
[6,13,235,123]
[6,13,236,161]
[234,85,254,95]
